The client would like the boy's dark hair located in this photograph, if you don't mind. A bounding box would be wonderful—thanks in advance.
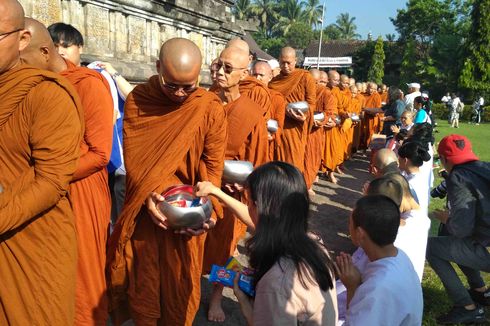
[352,195,400,246]
[367,176,403,207]
[48,22,84,46]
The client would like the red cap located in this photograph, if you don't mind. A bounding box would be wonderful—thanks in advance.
[437,134,478,165]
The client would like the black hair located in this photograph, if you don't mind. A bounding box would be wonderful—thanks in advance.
[398,141,431,167]
[246,161,334,291]
[47,22,84,46]
[352,195,400,246]
[407,122,434,147]
[395,129,409,142]
[367,176,403,207]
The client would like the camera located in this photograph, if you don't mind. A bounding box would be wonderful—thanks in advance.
[431,180,447,199]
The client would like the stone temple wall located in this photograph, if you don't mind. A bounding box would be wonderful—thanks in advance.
[19,0,255,84]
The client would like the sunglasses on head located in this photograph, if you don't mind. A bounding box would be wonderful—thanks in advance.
[211,62,247,74]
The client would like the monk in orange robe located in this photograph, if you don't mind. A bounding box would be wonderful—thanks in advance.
[269,46,316,172]
[107,38,227,326]
[251,61,286,160]
[339,74,355,161]
[0,2,82,324]
[304,69,336,192]
[204,46,269,323]
[21,18,114,325]
[360,82,382,149]
[349,85,363,153]
[379,84,389,105]
[320,71,341,183]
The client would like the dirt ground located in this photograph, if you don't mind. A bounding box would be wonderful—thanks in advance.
[193,153,370,325]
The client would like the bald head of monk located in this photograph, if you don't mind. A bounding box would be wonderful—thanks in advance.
[319,71,328,86]
[350,85,358,97]
[156,38,202,103]
[374,148,399,177]
[216,46,249,91]
[226,38,252,66]
[327,70,340,88]
[339,74,350,90]
[0,0,31,75]
[279,46,296,76]
[309,68,321,83]
[20,17,67,73]
[251,61,272,86]
[349,77,356,86]
[366,82,378,95]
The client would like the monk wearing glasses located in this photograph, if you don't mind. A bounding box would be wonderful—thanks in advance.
[0,1,83,324]
[107,38,227,326]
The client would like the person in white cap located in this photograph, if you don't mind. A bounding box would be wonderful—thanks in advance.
[404,82,421,112]
[267,58,281,77]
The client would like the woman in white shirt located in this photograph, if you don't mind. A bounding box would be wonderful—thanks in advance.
[196,161,337,326]
[398,141,432,216]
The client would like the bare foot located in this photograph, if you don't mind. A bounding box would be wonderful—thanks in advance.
[334,166,344,175]
[314,175,319,183]
[208,285,225,322]
[308,188,316,197]
[328,172,338,184]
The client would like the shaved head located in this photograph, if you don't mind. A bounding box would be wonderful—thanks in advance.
[0,0,31,74]
[252,61,272,85]
[340,74,350,90]
[310,68,321,82]
[327,70,340,88]
[319,71,328,83]
[20,17,64,71]
[350,85,358,96]
[226,38,249,53]
[216,46,249,90]
[279,46,296,75]
[156,38,202,102]
[374,149,399,176]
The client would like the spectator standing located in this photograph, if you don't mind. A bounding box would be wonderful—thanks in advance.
[404,82,421,112]
[449,93,462,128]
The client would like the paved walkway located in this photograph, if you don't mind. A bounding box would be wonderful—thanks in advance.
[194,154,370,325]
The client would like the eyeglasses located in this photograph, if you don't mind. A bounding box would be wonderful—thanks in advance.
[0,28,22,42]
[211,62,247,74]
[162,80,197,94]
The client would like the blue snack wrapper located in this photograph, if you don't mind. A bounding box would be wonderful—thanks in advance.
[209,264,255,297]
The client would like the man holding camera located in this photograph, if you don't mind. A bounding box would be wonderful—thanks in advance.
[427,135,490,324]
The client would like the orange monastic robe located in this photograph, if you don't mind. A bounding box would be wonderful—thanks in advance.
[360,92,382,149]
[0,65,83,324]
[107,76,227,326]
[329,86,347,167]
[339,87,354,159]
[269,89,287,160]
[321,87,340,171]
[304,85,335,188]
[240,76,273,118]
[380,91,389,105]
[269,69,316,171]
[204,95,269,270]
[350,96,363,152]
[61,60,114,325]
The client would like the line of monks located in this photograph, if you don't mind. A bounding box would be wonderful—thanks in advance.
[0,1,388,324]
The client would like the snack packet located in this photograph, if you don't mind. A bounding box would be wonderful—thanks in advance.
[209,264,255,297]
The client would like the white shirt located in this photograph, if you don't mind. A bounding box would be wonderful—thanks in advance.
[395,210,431,281]
[479,97,484,106]
[403,171,430,216]
[404,91,421,112]
[345,249,423,326]
[441,95,450,103]
[451,97,461,111]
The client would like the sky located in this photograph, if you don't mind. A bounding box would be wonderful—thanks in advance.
[322,0,408,39]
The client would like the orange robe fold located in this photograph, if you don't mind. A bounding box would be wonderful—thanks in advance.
[239,76,273,118]
[329,86,346,167]
[350,96,362,152]
[268,89,287,160]
[0,65,83,324]
[304,85,332,188]
[339,88,354,160]
[61,60,114,325]
[321,87,341,172]
[107,76,227,326]
[204,95,269,271]
[360,92,382,149]
[269,69,316,172]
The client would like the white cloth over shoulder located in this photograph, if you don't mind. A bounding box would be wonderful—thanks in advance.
[345,249,423,326]
[403,171,430,216]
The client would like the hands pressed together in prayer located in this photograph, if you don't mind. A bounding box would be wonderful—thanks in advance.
[145,191,216,236]
[335,252,362,302]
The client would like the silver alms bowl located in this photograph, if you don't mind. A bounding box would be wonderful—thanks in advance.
[313,112,325,121]
[223,160,254,184]
[287,101,309,113]
[157,185,212,229]
[351,113,360,122]
[267,119,279,133]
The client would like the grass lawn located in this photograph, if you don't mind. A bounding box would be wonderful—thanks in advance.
[423,120,490,325]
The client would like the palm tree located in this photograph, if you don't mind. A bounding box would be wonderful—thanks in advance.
[276,0,305,35]
[251,0,278,34]
[233,0,253,20]
[301,0,323,29]
[334,13,361,39]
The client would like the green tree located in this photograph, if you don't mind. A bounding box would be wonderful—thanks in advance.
[460,0,490,93]
[285,22,314,48]
[399,38,420,86]
[322,24,342,40]
[276,0,305,35]
[251,0,278,36]
[233,0,253,20]
[334,13,361,39]
[367,36,385,84]
[385,33,397,42]
[301,0,323,29]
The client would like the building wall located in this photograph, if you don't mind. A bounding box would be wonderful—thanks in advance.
[19,0,253,83]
